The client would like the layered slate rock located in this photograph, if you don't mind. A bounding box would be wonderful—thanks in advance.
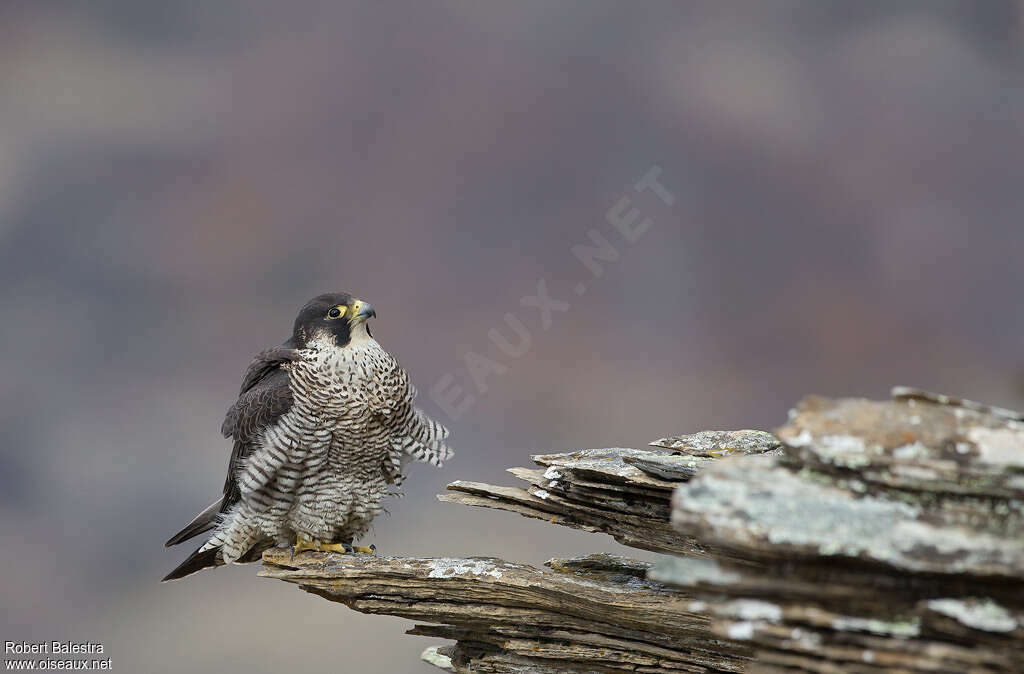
[261,550,752,673]
[262,388,1024,672]
[653,389,1024,673]
[441,431,781,556]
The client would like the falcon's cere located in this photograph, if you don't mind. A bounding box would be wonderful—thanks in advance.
[163,293,453,580]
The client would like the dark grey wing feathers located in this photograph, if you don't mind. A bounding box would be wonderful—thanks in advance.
[163,498,221,547]
[220,346,298,504]
[223,344,299,435]
[162,545,220,581]
[164,344,298,549]
[221,367,293,501]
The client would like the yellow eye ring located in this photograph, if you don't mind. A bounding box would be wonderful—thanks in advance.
[326,305,346,320]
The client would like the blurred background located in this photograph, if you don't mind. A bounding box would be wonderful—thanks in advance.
[1,1,1022,672]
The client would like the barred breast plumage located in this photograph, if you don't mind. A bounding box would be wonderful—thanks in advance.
[163,293,453,581]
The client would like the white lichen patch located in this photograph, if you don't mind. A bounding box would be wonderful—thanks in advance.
[723,599,783,622]
[967,427,1024,468]
[832,615,920,637]
[727,621,756,640]
[420,646,455,671]
[813,435,870,467]
[928,598,1018,633]
[788,429,814,447]
[891,442,931,460]
[648,557,742,587]
[426,558,504,580]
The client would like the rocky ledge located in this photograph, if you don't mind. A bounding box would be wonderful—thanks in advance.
[263,388,1023,673]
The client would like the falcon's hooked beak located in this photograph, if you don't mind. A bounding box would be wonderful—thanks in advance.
[350,300,376,323]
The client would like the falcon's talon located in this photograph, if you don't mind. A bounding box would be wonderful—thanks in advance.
[352,544,376,555]
[294,536,356,555]
[293,535,323,556]
[317,541,355,555]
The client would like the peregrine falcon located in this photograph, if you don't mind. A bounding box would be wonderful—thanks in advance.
[163,293,453,581]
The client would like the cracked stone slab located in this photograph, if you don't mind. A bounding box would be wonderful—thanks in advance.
[672,456,1024,578]
[261,549,751,674]
[659,392,1024,673]
[777,394,1024,500]
[438,445,749,557]
[892,386,1024,422]
[649,430,782,458]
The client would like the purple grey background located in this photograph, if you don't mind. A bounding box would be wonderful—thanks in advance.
[1,2,1022,672]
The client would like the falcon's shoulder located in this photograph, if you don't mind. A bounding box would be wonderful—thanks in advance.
[221,344,299,440]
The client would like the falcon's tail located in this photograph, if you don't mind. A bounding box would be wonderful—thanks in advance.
[164,498,223,547]
[162,545,222,582]
[162,533,270,582]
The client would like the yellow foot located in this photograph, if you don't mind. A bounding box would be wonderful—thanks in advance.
[318,541,355,554]
[292,535,328,556]
[292,536,375,556]
[319,542,375,555]
[293,535,351,556]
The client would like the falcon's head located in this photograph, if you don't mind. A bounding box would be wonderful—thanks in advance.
[292,292,376,348]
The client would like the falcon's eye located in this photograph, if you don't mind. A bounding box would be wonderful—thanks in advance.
[326,306,346,320]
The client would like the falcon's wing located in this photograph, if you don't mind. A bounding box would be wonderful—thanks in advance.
[374,362,453,475]
[220,345,299,506]
[164,344,298,548]
[396,394,453,467]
